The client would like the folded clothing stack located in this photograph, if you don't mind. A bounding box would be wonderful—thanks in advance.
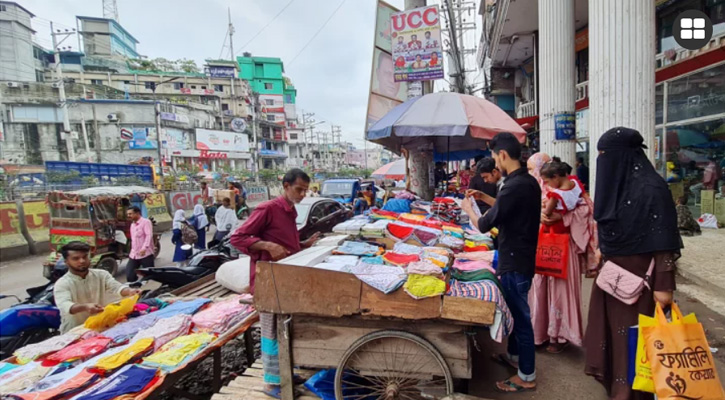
[438,234,464,250]
[452,258,495,274]
[404,274,446,300]
[333,241,383,257]
[142,333,215,373]
[9,365,100,400]
[70,364,159,400]
[447,279,512,343]
[370,209,400,221]
[360,220,390,238]
[332,219,367,235]
[131,314,193,351]
[406,261,444,278]
[192,295,255,334]
[392,242,424,255]
[385,222,415,242]
[313,255,359,272]
[409,201,432,215]
[432,198,461,222]
[346,262,407,294]
[92,338,154,374]
[0,362,53,395]
[398,213,426,225]
[41,336,112,367]
[13,331,83,364]
[382,252,420,267]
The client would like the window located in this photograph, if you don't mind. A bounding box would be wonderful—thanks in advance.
[0,5,6,11]
[123,80,130,85]
[35,70,45,82]
[91,79,103,85]
[201,86,207,90]
[264,83,273,90]
[173,82,184,90]
[290,133,298,140]
[214,84,223,92]
[221,103,229,111]
[265,99,274,106]
[144,81,155,90]
[285,94,292,103]
[266,115,275,122]
[33,47,45,60]
[191,85,197,89]
[254,63,264,76]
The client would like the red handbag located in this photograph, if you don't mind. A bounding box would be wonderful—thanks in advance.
[535,226,570,279]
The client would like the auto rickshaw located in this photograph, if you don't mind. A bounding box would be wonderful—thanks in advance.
[43,186,172,278]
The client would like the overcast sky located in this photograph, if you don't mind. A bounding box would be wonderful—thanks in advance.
[22,0,409,148]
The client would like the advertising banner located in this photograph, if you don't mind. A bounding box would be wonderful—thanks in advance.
[162,128,191,150]
[372,48,408,102]
[391,5,444,82]
[375,1,398,53]
[196,129,250,152]
[129,127,158,149]
[205,66,236,78]
[367,93,402,131]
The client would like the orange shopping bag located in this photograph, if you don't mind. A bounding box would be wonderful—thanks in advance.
[535,226,569,279]
[642,303,725,400]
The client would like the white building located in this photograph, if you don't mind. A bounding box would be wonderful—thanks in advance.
[0,2,39,82]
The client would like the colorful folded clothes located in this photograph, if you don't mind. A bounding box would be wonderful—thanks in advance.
[13,331,83,364]
[398,213,426,225]
[452,259,495,273]
[422,252,449,268]
[423,247,453,257]
[385,222,415,242]
[84,295,138,331]
[0,362,53,395]
[346,262,406,294]
[333,241,382,257]
[41,336,112,367]
[406,261,444,278]
[0,363,19,376]
[382,199,412,213]
[71,364,158,400]
[421,219,442,230]
[360,255,384,265]
[142,333,216,372]
[454,251,496,262]
[451,269,502,289]
[393,242,424,255]
[131,314,192,351]
[332,219,367,235]
[91,338,154,374]
[409,201,431,215]
[192,296,255,334]
[447,280,513,343]
[404,274,446,300]
[10,367,100,400]
[411,227,441,246]
[361,220,390,238]
[438,235,464,250]
[442,226,465,239]
[382,252,420,267]
[370,209,400,221]
[464,240,491,252]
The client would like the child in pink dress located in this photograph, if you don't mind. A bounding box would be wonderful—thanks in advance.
[540,161,585,234]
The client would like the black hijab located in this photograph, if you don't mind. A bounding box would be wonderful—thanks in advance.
[594,127,681,256]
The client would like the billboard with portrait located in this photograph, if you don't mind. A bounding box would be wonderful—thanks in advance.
[371,48,408,102]
[375,1,398,53]
[391,5,444,82]
[367,93,402,131]
[196,129,250,152]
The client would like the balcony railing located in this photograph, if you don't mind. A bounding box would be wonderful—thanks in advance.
[517,101,536,118]
[576,81,589,102]
[656,31,725,69]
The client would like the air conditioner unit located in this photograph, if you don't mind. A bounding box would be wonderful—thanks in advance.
[107,113,119,122]
[51,82,61,89]
[6,82,20,88]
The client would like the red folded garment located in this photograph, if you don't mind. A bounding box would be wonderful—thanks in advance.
[383,252,420,266]
[373,210,400,218]
[413,229,439,246]
[399,216,423,225]
[422,219,443,229]
[465,245,490,252]
[387,223,415,240]
[433,197,455,204]
[41,336,112,366]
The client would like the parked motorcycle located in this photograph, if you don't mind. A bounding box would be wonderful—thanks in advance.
[0,261,65,359]
[134,238,239,299]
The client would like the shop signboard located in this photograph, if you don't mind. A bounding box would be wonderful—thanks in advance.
[160,112,190,124]
[196,128,249,152]
[554,113,576,140]
[231,118,247,133]
[162,128,191,150]
[391,5,444,82]
[205,66,236,78]
[129,127,158,149]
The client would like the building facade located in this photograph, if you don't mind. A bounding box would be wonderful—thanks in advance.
[0,2,38,82]
[77,16,140,59]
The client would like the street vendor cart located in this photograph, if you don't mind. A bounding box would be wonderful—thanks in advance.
[255,253,496,400]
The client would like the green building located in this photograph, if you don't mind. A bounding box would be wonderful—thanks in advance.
[237,55,285,95]
[283,77,297,105]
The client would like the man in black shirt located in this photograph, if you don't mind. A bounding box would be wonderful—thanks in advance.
[576,156,589,190]
[462,132,540,393]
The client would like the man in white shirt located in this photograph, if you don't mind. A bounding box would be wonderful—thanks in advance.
[214,197,238,241]
[54,241,140,333]
[423,30,439,49]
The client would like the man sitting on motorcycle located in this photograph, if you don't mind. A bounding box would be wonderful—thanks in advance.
[54,241,140,333]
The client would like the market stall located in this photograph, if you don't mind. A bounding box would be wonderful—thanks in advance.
[0,275,258,400]
[254,202,505,400]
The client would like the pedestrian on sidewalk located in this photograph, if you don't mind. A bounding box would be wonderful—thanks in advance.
[213,198,237,245]
[462,132,541,393]
[528,155,597,354]
[230,168,321,399]
[126,206,155,283]
[190,204,209,249]
[171,210,191,265]
[584,127,681,400]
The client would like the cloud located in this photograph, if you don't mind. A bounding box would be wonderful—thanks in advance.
[22,0,406,148]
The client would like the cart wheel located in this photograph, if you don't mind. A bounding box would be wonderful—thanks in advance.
[95,257,118,276]
[334,330,454,400]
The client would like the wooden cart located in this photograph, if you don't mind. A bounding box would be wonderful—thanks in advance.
[255,259,496,400]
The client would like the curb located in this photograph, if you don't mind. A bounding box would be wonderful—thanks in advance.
[677,259,725,294]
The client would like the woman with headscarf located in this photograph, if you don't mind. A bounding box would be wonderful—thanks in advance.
[189,204,209,249]
[171,210,190,265]
[526,152,597,354]
[585,127,680,400]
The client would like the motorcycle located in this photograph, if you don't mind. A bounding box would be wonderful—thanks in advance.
[134,238,239,299]
[0,261,65,359]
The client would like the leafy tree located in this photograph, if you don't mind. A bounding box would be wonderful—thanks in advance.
[360,168,373,179]
[258,169,282,184]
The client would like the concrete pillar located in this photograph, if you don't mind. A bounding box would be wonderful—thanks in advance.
[539,0,576,165]
[589,0,655,193]
[407,143,434,200]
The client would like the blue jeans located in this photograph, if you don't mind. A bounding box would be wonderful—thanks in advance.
[500,272,536,382]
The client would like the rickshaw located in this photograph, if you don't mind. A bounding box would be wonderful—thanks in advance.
[43,186,172,278]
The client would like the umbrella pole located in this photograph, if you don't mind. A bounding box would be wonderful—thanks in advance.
[403,148,410,191]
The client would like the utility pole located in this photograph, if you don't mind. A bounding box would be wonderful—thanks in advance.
[228,7,235,61]
[155,102,164,177]
[51,22,77,162]
[80,113,92,162]
[251,95,260,182]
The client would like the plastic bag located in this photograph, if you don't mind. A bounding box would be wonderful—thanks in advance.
[535,227,569,279]
[215,257,251,294]
[633,302,698,393]
[642,303,725,399]
[697,213,719,229]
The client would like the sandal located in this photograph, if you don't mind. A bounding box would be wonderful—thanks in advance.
[495,379,536,393]
[491,353,518,370]
[546,342,569,354]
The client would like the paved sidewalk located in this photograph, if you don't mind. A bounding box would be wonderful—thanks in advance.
[678,229,725,293]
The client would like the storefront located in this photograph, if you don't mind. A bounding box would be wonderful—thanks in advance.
[168,149,252,172]
[656,61,725,215]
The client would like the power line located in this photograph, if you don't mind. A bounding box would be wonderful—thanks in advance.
[236,0,297,55]
[288,0,347,66]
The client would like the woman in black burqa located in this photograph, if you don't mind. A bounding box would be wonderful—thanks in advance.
[584,127,682,400]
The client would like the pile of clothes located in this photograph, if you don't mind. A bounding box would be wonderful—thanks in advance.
[431,197,462,223]
[332,219,368,236]
[192,295,255,334]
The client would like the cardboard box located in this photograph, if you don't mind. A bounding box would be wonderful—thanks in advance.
[214,189,236,207]
[714,198,725,226]
[669,182,684,203]
[701,190,715,215]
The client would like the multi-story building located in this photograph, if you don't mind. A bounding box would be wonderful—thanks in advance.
[0,1,41,82]
[77,16,140,59]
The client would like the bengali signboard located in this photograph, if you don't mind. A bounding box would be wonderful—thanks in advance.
[391,5,444,82]
[162,128,191,150]
[205,66,236,78]
[555,113,576,140]
[196,128,249,152]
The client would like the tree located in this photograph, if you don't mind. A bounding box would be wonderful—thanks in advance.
[258,169,282,184]
[360,168,373,179]
[178,59,199,74]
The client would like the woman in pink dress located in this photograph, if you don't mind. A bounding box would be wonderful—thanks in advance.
[527,153,598,353]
